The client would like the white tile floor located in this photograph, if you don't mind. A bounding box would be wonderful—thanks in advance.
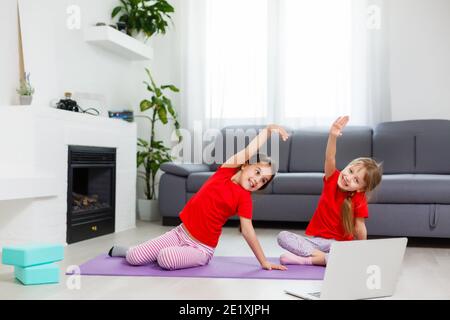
[1,220,450,300]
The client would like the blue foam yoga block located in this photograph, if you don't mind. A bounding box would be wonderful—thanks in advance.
[14,263,60,285]
[2,244,64,267]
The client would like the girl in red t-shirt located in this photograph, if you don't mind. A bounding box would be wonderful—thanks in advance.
[277,116,382,266]
[109,125,290,271]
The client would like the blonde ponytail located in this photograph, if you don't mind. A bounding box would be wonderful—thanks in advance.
[340,157,383,237]
[341,194,355,236]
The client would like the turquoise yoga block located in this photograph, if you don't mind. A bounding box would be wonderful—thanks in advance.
[2,244,64,267]
[15,263,60,285]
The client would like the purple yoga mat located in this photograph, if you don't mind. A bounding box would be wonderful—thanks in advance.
[69,254,325,280]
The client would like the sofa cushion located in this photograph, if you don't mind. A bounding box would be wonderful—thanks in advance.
[288,127,372,172]
[416,134,450,174]
[272,173,324,195]
[372,132,415,173]
[186,172,215,192]
[209,126,292,172]
[373,120,450,174]
[160,163,210,177]
[370,174,450,204]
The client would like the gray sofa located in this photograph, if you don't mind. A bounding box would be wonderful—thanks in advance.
[159,120,450,238]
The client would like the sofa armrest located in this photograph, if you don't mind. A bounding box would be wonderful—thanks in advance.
[160,163,211,177]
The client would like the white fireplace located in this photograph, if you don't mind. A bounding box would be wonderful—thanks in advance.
[0,106,137,250]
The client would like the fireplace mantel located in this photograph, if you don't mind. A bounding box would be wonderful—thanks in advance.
[0,106,137,247]
[0,175,58,201]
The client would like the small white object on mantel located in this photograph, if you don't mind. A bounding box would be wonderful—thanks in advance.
[84,25,153,60]
[0,106,137,248]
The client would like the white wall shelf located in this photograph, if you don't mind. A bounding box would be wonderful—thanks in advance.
[84,26,153,61]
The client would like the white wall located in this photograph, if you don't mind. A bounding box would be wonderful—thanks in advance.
[388,0,450,121]
[15,0,164,202]
[0,0,185,230]
[0,0,20,105]
[0,0,182,201]
[17,0,151,113]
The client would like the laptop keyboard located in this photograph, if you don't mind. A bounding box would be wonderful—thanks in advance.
[309,292,321,298]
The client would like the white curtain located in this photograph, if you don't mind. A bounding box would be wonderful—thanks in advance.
[179,0,391,131]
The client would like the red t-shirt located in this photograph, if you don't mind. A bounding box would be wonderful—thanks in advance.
[179,166,253,248]
[305,170,369,241]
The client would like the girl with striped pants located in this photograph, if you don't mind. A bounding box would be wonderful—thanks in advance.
[109,125,289,271]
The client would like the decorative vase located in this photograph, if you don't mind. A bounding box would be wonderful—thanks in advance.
[137,198,160,221]
[19,95,32,105]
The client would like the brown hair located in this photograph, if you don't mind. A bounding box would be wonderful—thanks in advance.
[241,153,277,190]
[238,154,277,233]
[341,158,383,236]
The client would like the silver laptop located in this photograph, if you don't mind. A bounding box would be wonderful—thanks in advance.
[285,238,408,300]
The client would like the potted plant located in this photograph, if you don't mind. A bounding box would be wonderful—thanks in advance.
[136,68,181,221]
[111,0,174,41]
[16,72,35,105]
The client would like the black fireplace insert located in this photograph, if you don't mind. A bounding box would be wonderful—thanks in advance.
[67,146,116,244]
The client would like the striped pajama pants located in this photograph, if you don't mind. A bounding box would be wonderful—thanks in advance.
[126,224,215,270]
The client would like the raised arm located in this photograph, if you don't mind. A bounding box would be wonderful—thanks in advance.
[223,124,289,168]
[325,116,349,178]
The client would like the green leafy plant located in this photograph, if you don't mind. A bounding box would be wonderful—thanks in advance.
[137,68,181,200]
[16,72,34,96]
[111,0,174,39]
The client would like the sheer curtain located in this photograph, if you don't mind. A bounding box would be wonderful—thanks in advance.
[277,0,353,127]
[179,0,391,131]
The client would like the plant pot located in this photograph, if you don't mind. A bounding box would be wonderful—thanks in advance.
[137,198,160,221]
[131,30,150,44]
[19,95,32,105]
